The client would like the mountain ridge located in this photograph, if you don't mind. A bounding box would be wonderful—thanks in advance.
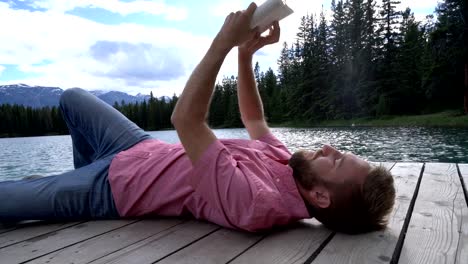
[0,84,167,108]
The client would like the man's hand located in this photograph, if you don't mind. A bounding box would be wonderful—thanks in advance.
[214,2,258,51]
[239,21,280,57]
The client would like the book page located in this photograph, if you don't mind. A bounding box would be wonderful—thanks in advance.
[251,0,294,32]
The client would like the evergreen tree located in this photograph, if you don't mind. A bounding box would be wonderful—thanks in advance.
[148,91,157,130]
[208,84,226,127]
[375,0,402,115]
[396,8,426,113]
[425,0,465,111]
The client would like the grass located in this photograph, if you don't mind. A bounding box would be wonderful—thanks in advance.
[272,110,468,128]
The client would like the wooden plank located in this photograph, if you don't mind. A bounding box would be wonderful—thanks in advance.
[230,218,332,264]
[312,162,423,264]
[0,220,136,263]
[0,225,17,235]
[0,222,79,248]
[90,220,219,264]
[376,162,396,171]
[459,163,468,193]
[456,163,468,264]
[156,228,262,264]
[399,163,468,264]
[26,219,185,264]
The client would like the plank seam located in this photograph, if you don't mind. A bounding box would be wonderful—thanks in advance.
[0,227,19,235]
[303,231,335,264]
[224,234,268,264]
[17,220,141,264]
[86,219,188,264]
[0,220,83,236]
[456,164,468,207]
[151,227,222,264]
[390,163,426,264]
[0,221,86,250]
[455,163,467,263]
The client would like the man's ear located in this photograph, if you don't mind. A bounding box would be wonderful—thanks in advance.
[308,185,331,208]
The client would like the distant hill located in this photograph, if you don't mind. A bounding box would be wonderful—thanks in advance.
[0,84,169,108]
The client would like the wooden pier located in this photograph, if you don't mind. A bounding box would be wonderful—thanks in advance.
[1,162,467,263]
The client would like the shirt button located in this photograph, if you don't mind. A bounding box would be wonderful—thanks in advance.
[276,178,280,182]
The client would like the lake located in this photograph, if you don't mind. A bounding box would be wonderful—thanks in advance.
[1,127,467,181]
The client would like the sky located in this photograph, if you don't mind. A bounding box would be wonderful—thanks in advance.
[0,0,440,96]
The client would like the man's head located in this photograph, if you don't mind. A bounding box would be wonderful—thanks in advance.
[289,145,395,234]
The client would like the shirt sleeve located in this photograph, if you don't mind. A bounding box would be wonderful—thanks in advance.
[257,132,290,154]
[189,140,268,231]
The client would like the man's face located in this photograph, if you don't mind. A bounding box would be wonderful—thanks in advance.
[290,145,370,190]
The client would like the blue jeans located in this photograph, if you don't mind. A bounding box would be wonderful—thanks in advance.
[0,88,150,221]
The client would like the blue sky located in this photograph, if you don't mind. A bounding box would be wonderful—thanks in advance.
[0,0,439,96]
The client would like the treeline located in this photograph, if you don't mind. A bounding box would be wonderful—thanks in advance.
[0,92,178,137]
[1,0,466,137]
[111,92,178,131]
[0,104,68,137]
[209,0,467,125]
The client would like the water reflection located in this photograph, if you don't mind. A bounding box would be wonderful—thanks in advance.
[0,127,467,180]
[270,127,468,163]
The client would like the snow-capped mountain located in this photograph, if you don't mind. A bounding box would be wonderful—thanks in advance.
[0,84,154,108]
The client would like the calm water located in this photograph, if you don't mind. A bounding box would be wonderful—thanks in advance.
[1,127,467,181]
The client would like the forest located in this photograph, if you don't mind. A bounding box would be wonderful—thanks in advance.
[0,0,466,137]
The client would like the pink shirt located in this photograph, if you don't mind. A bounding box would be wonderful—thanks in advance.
[108,133,310,232]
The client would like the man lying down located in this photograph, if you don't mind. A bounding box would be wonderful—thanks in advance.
[0,3,395,235]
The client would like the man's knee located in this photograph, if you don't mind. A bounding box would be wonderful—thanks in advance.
[60,88,87,108]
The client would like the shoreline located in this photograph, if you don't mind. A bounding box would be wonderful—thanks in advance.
[1,111,468,138]
[271,111,468,128]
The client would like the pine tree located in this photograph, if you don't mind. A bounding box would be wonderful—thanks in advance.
[396,8,426,114]
[379,0,402,50]
[148,91,156,130]
[425,0,465,111]
[375,0,402,115]
[330,0,349,66]
[208,84,226,127]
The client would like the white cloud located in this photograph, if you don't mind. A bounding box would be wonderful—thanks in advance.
[210,0,250,17]
[0,3,209,96]
[0,0,440,97]
[31,0,188,21]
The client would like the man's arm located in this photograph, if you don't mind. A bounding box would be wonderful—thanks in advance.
[237,22,280,140]
[171,3,257,164]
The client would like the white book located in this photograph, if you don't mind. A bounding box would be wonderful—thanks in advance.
[251,0,294,33]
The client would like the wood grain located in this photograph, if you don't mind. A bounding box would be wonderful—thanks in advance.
[0,225,18,235]
[91,220,219,264]
[26,219,184,264]
[0,222,79,248]
[156,227,262,264]
[398,163,467,264]
[229,218,331,264]
[456,163,468,263]
[377,162,396,170]
[312,163,423,264]
[0,220,136,263]
[459,163,468,191]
